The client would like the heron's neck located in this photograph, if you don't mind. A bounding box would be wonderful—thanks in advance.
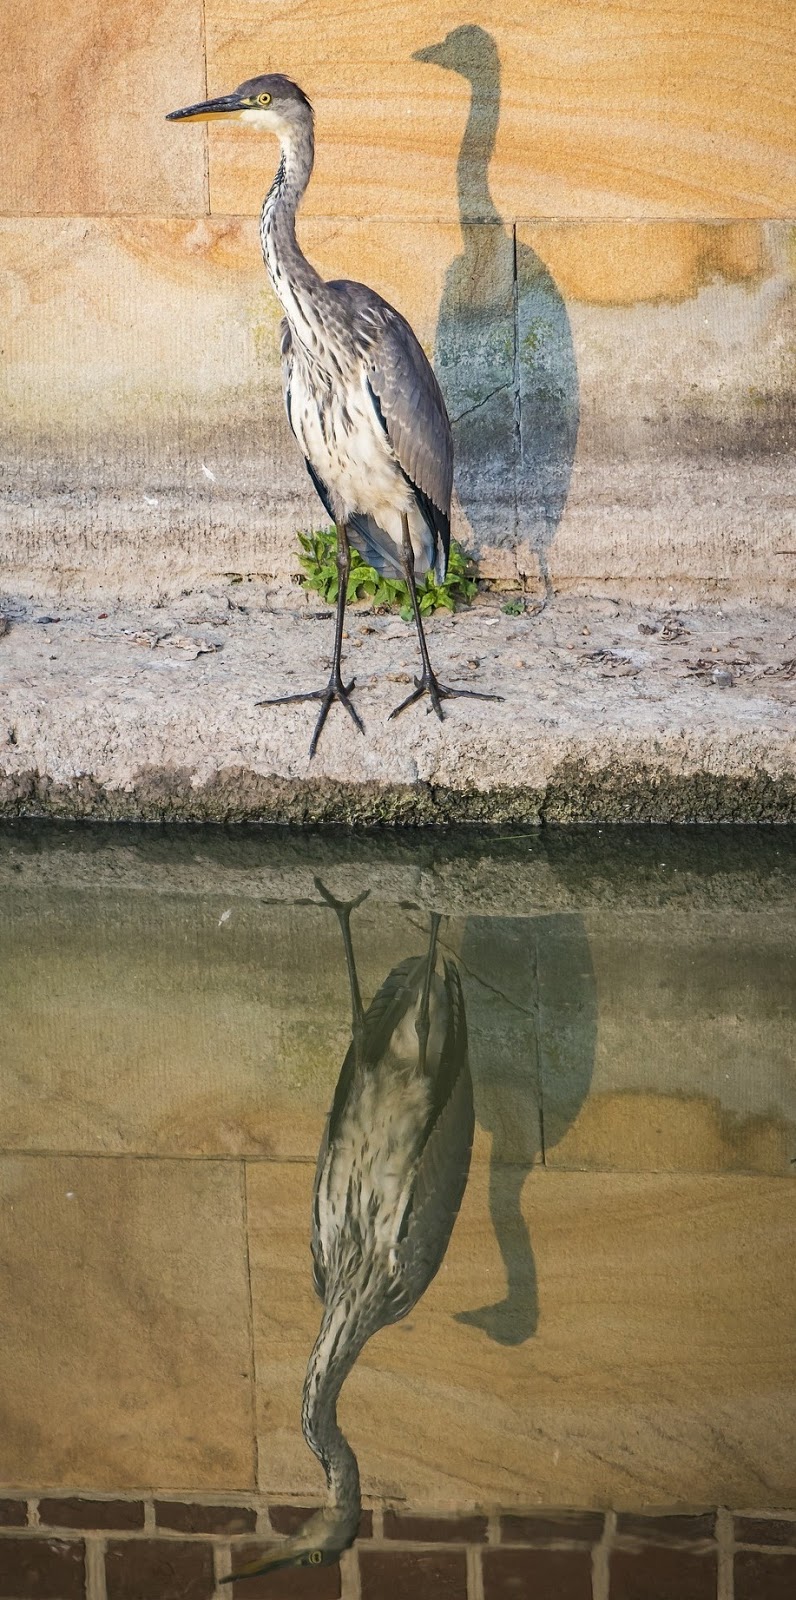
[458,72,500,225]
[301,1301,363,1538]
[260,123,326,343]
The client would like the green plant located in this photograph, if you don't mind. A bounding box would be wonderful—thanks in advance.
[296,528,479,620]
[501,597,525,616]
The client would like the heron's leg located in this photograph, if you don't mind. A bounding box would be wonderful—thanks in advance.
[414,913,441,1074]
[257,522,365,758]
[389,514,504,722]
[313,878,369,1044]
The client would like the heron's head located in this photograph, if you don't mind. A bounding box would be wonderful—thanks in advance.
[221,1508,353,1585]
[166,74,313,140]
[414,25,498,85]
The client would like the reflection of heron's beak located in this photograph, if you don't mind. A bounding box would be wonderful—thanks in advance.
[166,94,244,122]
[220,1540,310,1583]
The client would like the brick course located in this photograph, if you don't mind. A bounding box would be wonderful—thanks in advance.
[39,1498,145,1531]
[0,1502,27,1527]
[615,1512,716,1543]
[610,1544,717,1600]
[154,1500,256,1534]
[359,1549,468,1600]
[500,1511,604,1544]
[105,1538,214,1600]
[734,1550,796,1600]
[0,1537,85,1600]
[1,1495,794,1598]
[483,1546,593,1598]
[383,1511,487,1543]
[733,1516,796,1548]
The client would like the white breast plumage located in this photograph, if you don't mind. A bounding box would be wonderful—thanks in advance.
[288,355,413,532]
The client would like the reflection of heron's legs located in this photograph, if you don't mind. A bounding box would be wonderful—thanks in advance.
[258,524,365,759]
[389,515,504,721]
[415,913,442,1073]
[313,878,370,1042]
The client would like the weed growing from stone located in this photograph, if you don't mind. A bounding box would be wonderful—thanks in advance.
[297,527,479,620]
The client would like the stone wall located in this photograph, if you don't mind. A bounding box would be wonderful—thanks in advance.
[2,3,795,602]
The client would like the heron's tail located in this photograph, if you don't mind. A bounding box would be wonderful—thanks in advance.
[347,513,404,579]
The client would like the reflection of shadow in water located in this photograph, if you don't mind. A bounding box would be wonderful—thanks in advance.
[229,886,474,1581]
[454,914,596,1345]
[415,27,579,593]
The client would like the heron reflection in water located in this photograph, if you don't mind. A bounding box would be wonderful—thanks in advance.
[226,883,474,1582]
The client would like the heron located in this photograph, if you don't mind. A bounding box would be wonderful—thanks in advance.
[224,881,474,1582]
[167,75,502,757]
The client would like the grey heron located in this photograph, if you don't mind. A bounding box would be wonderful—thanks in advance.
[223,881,473,1581]
[167,76,502,757]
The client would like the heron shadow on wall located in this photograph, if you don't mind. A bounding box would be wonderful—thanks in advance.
[415,26,579,595]
[452,913,596,1347]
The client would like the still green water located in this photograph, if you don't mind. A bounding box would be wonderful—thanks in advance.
[1,822,794,1510]
[2,822,794,1178]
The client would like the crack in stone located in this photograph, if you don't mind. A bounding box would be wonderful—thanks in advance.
[451,382,513,424]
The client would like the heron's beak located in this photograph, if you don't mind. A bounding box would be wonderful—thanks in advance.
[220,1541,315,1584]
[413,42,448,66]
[166,93,244,122]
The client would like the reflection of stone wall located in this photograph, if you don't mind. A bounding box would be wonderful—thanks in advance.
[3,842,793,1173]
[2,825,795,1505]
[1,5,794,600]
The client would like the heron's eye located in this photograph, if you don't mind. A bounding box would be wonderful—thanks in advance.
[308,1551,322,1565]
[257,92,271,106]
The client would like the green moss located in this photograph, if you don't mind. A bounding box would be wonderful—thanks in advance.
[521,317,554,364]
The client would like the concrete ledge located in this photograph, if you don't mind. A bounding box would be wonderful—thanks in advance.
[1,590,794,824]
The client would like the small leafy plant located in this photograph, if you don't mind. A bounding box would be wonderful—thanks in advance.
[296,528,478,621]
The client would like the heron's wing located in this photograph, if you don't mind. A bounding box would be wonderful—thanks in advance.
[394,960,474,1299]
[332,284,453,568]
[310,955,426,1298]
[281,317,337,522]
[325,957,430,1146]
[310,1025,361,1301]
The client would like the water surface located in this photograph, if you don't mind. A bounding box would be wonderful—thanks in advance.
[1,822,794,1509]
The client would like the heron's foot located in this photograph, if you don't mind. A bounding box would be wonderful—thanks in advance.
[313,877,370,916]
[388,669,504,722]
[257,675,365,759]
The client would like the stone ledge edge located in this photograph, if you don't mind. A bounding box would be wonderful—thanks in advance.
[2,761,795,825]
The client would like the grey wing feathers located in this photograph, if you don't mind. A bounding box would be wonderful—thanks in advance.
[331,281,454,518]
[394,960,474,1302]
[310,954,427,1300]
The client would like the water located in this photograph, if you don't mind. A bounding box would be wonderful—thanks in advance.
[1,821,794,1522]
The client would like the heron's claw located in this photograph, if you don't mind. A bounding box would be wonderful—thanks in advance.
[257,676,365,758]
[313,877,370,916]
[388,670,504,722]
